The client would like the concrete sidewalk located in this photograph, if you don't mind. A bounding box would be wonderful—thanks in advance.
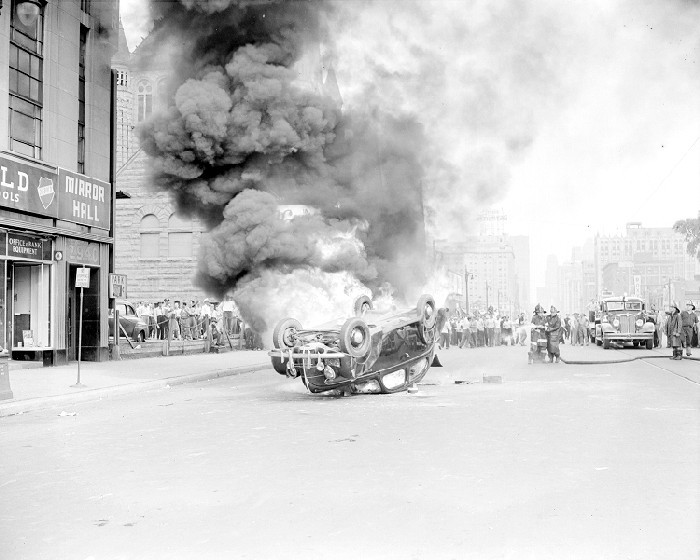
[0,350,270,418]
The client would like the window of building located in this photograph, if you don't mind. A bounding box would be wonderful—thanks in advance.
[8,0,44,159]
[140,214,160,258]
[12,262,52,349]
[117,70,128,87]
[137,81,153,122]
[77,26,88,173]
[168,213,193,258]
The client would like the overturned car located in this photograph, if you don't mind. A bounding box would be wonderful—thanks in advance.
[268,295,439,394]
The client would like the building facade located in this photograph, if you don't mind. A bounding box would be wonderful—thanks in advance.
[111,23,207,303]
[434,234,522,317]
[595,222,699,308]
[0,0,118,364]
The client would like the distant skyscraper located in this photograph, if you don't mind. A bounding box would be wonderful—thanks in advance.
[477,208,507,237]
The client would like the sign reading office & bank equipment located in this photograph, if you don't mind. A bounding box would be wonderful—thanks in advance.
[0,155,111,230]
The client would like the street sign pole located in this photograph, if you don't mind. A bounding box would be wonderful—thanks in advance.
[72,266,89,388]
[72,285,85,388]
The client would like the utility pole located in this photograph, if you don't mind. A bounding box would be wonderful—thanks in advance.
[464,266,470,314]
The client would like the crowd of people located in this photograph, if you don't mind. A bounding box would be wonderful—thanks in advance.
[130,296,263,349]
[437,299,699,363]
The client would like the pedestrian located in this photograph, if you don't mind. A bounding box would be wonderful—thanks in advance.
[494,314,502,346]
[451,317,460,347]
[545,305,562,363]
[170,301,182,340]
[458,315,469,348]
[468,316,478,348]
[516,312,527,346]
[439,312,451,349]
[476,314,485,347]
[501,315,513,346]
[680,301,698,357]
[485,313,495,347]
[563,315,571,344]
[667,302,683,360]
[578,313,588,346]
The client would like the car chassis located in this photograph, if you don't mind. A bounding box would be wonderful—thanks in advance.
[268,295,438,394]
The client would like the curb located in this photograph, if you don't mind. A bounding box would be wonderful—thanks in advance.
[0,362,270,418]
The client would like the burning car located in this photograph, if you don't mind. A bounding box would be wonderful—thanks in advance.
[268,294,439,394]
[594,296,655,349]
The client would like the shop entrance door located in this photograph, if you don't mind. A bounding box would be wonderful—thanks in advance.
[67,266,100,361]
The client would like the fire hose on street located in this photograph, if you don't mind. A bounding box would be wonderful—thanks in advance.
[559,354,700,365]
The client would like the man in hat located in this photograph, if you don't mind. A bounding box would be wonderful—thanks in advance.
[545,305,562,363]
[681,301,698,356]
[667,302,683,360]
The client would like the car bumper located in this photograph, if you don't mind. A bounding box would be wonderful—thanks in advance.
[602,332,653,341]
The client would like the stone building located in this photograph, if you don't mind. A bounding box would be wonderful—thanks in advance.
[0,0,118,364]
[111,22,207,303]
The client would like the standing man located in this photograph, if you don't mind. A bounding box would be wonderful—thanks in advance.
[476,314,485,347]
[439,313,451,350]
[222,295,235,336]
[667,302,683,360]
[458,315,469,348]
[545,305,563,363]
[680,301,698,357]
[485,313,495,347]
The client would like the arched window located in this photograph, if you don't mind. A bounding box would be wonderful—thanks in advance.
[168,213,193,258]
[140,214,160,258]
[137,80,153,122]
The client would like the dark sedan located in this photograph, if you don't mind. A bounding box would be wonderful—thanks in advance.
[108,300,149,342]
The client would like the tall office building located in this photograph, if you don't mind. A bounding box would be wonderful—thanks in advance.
[0,0,118,364]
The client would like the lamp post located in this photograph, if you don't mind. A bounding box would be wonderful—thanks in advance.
[464,266,474,315]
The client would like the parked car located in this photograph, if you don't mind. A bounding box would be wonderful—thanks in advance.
[108,300,149,342]
[268,294,439,394]
[594,296,655,349]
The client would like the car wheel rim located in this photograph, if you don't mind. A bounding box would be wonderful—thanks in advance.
[351,328,365,347]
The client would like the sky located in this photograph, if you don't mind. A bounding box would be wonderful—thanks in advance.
[119,0,700,292]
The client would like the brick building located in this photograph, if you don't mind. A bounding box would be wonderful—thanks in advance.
[111,22,207,303]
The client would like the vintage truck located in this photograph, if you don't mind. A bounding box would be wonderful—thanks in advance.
[593,296,655,349]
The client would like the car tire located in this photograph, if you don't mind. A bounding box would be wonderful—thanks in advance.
[603,338,610,349]
[271,356,291,375]
[339,318,371,358]
[353,295,373,316]
[645,339,653,350]
[272,318,302,349]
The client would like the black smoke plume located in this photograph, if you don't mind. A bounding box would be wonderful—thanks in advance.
[139,0,428,333]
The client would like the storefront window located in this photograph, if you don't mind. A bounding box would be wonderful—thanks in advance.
[0,260,6,352]
[13,263,51,348]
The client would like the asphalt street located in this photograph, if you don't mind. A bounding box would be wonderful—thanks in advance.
[1,343,698,560]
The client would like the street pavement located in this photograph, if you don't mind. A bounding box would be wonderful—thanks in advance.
[1,341,698,559]
[0,349,271,418]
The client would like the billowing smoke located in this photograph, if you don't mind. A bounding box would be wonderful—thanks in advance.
[138,0,556,338]
[139,0,433,338]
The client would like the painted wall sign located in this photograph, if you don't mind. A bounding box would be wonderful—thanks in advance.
[0,156,58,217]
[6,232,52,261]
[0,155,111,230]
[109,273,127,299]
[65,239,100,265]
[58,169,111,229]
